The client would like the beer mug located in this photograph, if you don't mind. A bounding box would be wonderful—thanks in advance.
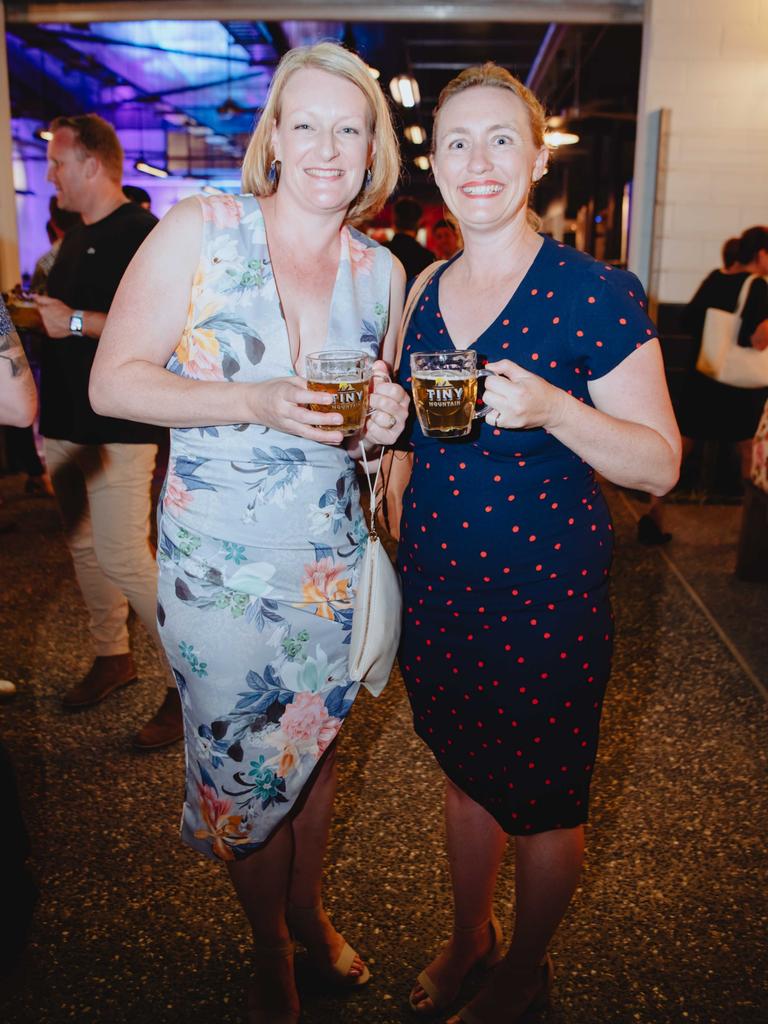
[410,350,491,438]
[306,350,373,436]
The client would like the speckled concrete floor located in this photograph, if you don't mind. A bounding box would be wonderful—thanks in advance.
[0,474,766,1024]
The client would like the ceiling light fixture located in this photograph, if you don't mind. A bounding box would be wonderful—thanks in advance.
[217,96,245,120]
[35,129,54,142]
[367,65,381,80]
[544,130,580,149]
[404,125,426,145]
[163,112,190,127]
[390,75,420,108]
[135,159,168,178]
[413,155,430,171]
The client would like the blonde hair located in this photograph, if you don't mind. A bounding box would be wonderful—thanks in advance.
[242,42,400,223]
[430,63,548,228]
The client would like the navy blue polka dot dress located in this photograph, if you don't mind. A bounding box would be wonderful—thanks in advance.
[396,237,657,835]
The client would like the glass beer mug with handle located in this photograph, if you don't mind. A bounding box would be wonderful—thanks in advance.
[410,350,492,438]
[306,350,374,437]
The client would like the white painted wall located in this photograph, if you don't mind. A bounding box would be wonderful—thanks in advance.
[629,0,768,304]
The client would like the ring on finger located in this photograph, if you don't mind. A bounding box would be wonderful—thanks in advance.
[376,410,398,431]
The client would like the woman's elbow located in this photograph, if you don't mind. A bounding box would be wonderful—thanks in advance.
[647,447,681,497]
[88,367,112,416]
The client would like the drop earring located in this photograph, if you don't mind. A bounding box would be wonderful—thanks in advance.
[364,167,373,189]
[268,159,280,185]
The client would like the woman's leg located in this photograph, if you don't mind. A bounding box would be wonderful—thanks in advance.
[226,818,298,1021]
[287,744,365,978]
[508,826,584,966]
[446,826,584,1023]
[410,779,507,1011]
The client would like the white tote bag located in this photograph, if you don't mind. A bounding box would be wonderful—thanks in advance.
[696,274,768,388]
[347,446,402,697]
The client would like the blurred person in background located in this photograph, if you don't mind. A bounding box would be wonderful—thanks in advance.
[1,295,37,694]
[385,195,435,280]
[123,184,152,211]
[721,236,743,274]
[30,197,81,293]
[32,114,182,750]
[640,226,768,544]
[432,216,461,260]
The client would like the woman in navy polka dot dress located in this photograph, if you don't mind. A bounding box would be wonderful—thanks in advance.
[388,66,681,1023]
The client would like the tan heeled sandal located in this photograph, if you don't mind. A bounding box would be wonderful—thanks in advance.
[448,952,554,1024]
[408,916,504,1016]
[286,903,371,989]
[247,939,300,1024]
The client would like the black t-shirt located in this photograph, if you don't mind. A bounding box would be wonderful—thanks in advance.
[42,201,164,444]
[384,233,435,283]
[682,270,768,349]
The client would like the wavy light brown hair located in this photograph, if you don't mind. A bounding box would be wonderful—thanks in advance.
[430,63,548,228]
[242,42,400,223]
[431,63,547,152]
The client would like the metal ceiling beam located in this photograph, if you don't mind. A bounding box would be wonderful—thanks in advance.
[7,3,644,27]
[525,23,569,91]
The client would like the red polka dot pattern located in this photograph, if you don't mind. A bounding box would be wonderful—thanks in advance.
[396,237,656,836]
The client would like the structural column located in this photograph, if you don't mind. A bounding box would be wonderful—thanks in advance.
[0,1,21,292]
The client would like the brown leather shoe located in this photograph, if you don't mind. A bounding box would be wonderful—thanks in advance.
[132,687,184,751]
[62,654,137,709]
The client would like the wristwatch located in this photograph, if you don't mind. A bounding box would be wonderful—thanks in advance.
[69,310,85,336]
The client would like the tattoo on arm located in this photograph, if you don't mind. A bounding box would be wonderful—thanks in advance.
[0,331,33,379]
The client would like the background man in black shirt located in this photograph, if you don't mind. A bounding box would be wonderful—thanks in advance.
[33,115,182,750]
[384,196,435,281]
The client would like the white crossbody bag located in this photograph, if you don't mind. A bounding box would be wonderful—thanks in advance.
[348,445,402,697]
[696,274,768,388]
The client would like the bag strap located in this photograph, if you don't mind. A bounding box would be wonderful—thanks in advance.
[394,260,447,372]
[359,443,382,538]
[357,260,447,537]
[735,274,759,318]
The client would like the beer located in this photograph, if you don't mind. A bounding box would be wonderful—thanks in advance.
[308,378,370,436]
[6,300,43,332]
[305,350,373,436]
[412,370,478,438]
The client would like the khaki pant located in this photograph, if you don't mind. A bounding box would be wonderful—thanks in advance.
[44,439,159,657]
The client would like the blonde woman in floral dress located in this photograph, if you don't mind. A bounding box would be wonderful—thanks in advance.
[90,43,408,1023]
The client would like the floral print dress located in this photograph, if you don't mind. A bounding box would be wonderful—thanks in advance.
[157,194,392,861]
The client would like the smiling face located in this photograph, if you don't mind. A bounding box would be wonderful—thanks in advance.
[431,85,548,233]
[270,67,374,216]
[46,127,92,213]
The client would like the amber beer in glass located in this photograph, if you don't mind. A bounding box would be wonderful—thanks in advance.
[410,350,488,438]
[306,350,373,436]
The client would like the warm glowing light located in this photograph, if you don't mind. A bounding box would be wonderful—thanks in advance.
[390,75,420,108]
[36,129,54,142]
[135,160,169,178]
[367,65,380,80]
[544,130,580,149]
[404,125,426,145]
[413,155,430,171]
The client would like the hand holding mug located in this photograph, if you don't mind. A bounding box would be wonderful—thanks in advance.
[361,359,410,446]
[483,359,567,431]
[249,375,345,444]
